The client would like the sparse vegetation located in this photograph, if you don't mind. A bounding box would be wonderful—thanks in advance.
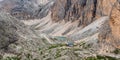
[25,53,33,60]
[85,55,118,60]
[73,48,82,51]
[79,41,92,49]
[48,44,66,50]
[55,49,61,58]
[3,56,21,60]
[113,49,120,54]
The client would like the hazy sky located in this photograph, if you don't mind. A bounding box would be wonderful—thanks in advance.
[0,0,3,1]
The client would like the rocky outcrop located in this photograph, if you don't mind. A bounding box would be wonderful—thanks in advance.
[51,0,118,26]
[0,0,53,20]
[0,12,24,49]
[51,0,99,26]
[34,0,55,19]
[99,0,120,49]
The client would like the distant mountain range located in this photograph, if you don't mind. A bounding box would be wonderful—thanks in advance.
[0,0,52,19]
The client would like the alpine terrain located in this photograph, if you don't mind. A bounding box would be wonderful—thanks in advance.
[0,0,120,60]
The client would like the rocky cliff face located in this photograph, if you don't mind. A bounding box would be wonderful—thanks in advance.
[51,0,120,49]
[51,0,116,26]
[106,0,120,49]
[51,0,98,26]
[98,0,120,49]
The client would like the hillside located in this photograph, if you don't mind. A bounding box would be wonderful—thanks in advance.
[0,0,120,60]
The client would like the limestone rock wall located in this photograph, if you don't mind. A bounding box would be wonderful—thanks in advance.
[51,0,99,26]
[51,0,120,49]
[51,0,118,26]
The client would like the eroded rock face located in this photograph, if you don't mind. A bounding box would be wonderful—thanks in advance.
[51,0,99,26]
[107,1,120,49]
[51,0,118,26]
[51,0,120,49]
